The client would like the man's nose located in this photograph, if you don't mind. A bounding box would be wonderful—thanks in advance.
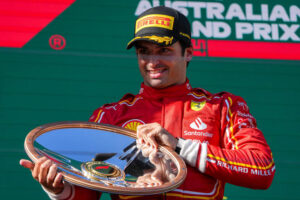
[146,55,160,66]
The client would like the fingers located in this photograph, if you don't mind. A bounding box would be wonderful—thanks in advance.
[136,137,157,158]
[46,161,57,185]
[136,123,177,150]
[151,170,164,185]
[136,123,178,187]
[32,157,48,181]
[47,164,63,187]
[46,163,64,194]
[136,138,144,149]
[135,173,163,187]
[135,173,151,187]
[19,159,34,170]
[39,159,52,183]
[20,157,64,194]
[137,123,161,149]
[149,151,161,165]
[52,172,64,189]
[147,131,159,149]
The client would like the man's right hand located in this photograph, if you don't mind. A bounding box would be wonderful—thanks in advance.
[19,157,64,194]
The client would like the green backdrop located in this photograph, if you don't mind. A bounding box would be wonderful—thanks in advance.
[1,0,299,199]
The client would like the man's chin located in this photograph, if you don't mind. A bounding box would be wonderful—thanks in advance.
[147,79,168,89]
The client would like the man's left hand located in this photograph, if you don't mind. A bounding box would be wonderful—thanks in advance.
[135,123,178,186]
[136,122,177,151]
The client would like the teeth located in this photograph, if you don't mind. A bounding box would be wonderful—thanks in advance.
[149,69,164,74]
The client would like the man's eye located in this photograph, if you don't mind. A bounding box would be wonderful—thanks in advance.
[160,48,171,54]
[137,49,148,55]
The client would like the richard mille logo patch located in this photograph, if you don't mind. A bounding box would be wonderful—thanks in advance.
[190,117,207,130]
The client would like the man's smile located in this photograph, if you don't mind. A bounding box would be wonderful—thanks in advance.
[147,67,167,79]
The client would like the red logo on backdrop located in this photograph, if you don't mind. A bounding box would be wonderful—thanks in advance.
[191,39,300,60]
[192,39,208,57]
[49,35,66,50]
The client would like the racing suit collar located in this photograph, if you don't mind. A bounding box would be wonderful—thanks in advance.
[139,79,192,100]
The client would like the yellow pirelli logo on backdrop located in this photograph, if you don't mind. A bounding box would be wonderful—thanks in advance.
[135,14,174,33]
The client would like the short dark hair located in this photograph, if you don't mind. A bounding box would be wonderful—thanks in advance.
[179,40,192,67]
[179,40,189,56]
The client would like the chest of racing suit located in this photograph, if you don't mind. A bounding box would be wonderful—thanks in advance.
[87,81,275,200]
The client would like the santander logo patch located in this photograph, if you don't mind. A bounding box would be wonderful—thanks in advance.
[190,117,207,130]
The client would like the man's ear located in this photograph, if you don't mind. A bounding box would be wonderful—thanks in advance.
[185,46,193,62]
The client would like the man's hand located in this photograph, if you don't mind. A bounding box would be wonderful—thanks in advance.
[19,157,64,194]
[135,151,177,187]
[135,123,178,186]
[136,122,177,151]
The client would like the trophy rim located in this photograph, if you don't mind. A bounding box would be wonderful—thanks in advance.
[24,121,187,195]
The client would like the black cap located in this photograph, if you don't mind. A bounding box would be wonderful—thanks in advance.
[127,6,191,49]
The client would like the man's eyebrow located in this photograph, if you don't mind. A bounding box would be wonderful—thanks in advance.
[135,45,146,49]
[135,44,153,50]
[135,43,174,52]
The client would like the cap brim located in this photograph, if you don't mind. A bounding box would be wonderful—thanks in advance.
[126,35,177,49]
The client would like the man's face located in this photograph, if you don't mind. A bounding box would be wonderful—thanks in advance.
[135,41,193,89]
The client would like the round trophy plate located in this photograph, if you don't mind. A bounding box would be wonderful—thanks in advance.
[24,122,187,195]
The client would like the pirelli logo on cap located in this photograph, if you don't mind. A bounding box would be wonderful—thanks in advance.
[135,14,174,33]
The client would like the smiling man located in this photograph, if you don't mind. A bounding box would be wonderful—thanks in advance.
[135,41,191,89]
[20,6,275,200]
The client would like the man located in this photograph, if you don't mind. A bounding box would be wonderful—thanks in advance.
[20,6,275,200]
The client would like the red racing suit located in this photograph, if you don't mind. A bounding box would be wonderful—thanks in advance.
[50,80,275,200]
